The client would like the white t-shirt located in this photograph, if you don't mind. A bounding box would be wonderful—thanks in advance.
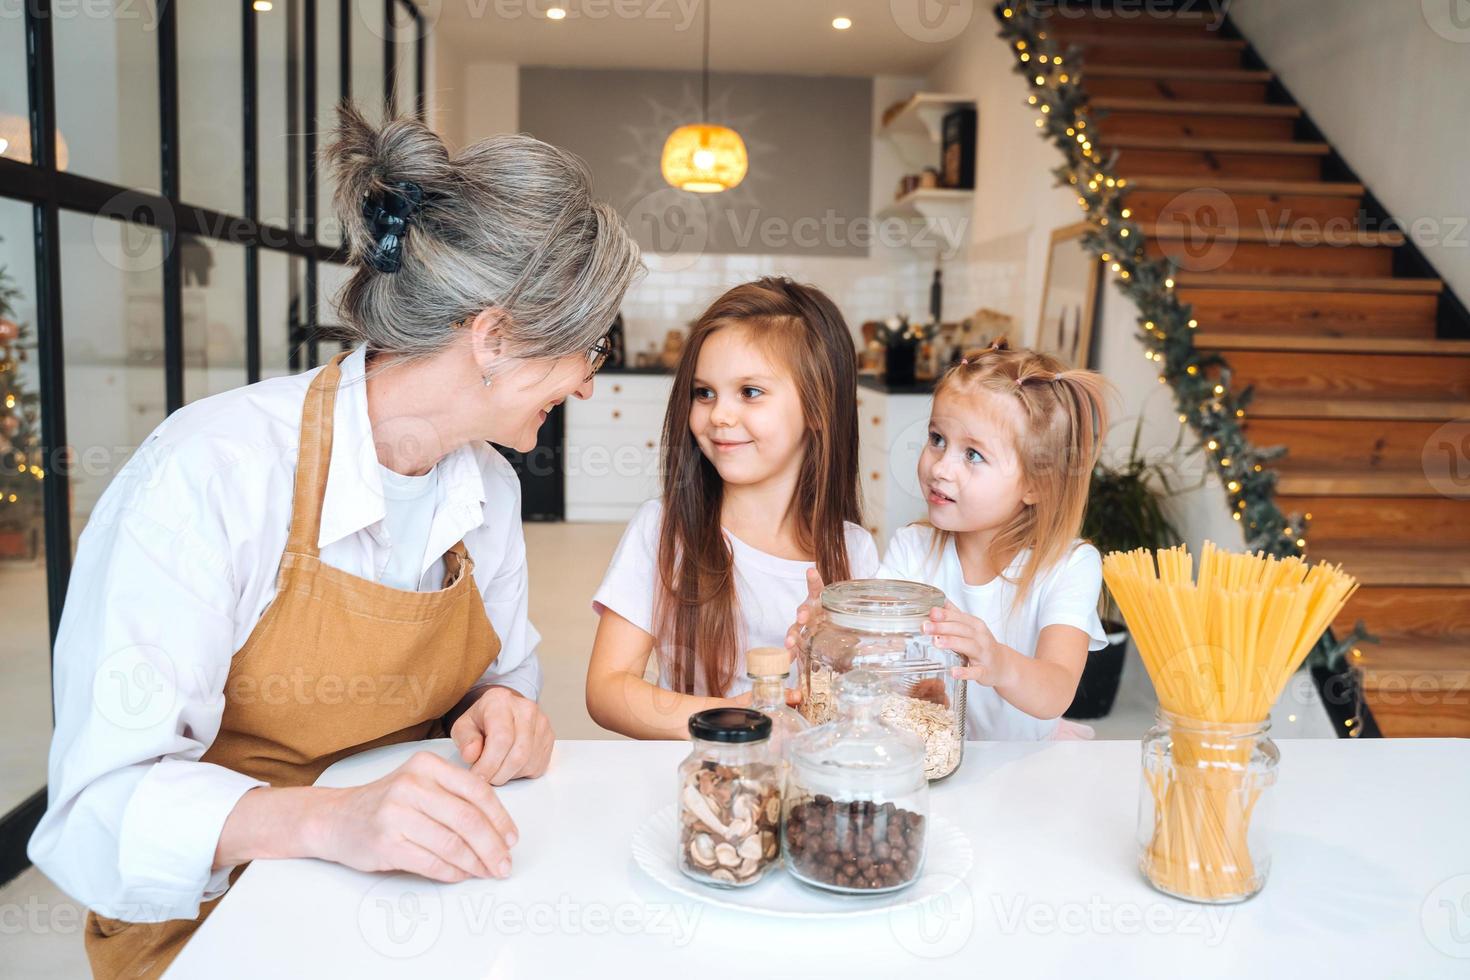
[877,524,1108,741]
[377,463,440,591]
[593,498,881,697]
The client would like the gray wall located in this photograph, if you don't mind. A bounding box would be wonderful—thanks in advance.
[519,67,873,257]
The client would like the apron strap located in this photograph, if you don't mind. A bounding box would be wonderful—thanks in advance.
[285,351,351,557]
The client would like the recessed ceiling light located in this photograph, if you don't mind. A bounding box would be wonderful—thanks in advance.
[547,6,567,19]
[252,0,272,10]
[832,16,852,30]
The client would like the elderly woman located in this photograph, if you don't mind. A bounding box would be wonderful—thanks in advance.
[28,106,642,978]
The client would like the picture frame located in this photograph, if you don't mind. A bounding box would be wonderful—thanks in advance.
[1036,221,1103,369]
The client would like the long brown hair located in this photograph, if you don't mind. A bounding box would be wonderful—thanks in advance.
[931,339,1112,608]
[655,277,862,696]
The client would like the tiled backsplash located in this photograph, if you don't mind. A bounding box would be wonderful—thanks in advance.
[617,252,935,355]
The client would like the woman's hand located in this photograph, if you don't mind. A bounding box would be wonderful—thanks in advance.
[309,751,519,883]
[784,567,826,657]
[922,602,1017,688]
[450,686,554,786]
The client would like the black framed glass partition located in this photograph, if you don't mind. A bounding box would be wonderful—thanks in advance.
[0,0,428,885]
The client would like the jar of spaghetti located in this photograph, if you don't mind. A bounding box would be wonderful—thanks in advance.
[799,579,965,780]
[1137,709,1279,904]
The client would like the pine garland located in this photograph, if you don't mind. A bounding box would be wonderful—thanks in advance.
[993,3,1369,668]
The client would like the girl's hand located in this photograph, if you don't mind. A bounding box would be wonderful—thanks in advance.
[922,602,1015,688]
[727,686,803,708]
[784,567,826,656]
[309,751,519,883]
[450,686,555,786]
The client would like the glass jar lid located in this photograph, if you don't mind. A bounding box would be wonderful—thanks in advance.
[820,579,945,632]
[688,707,772,744]
[788,671,926,795]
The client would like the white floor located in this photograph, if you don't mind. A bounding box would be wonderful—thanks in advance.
[0,520,1336,977]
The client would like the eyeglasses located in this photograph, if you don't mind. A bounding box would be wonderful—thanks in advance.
[585,334,612,382]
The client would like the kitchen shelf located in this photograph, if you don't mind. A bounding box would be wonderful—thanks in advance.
[879,92,976,143]
[876,188,973,256]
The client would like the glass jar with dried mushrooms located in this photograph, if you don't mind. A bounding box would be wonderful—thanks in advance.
[676,708,782,888]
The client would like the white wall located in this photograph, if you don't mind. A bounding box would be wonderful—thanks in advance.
[1232,0,1470,301]
[922,18,1241,551]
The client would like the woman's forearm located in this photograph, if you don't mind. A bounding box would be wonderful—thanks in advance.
[586,670,724,739]
[213,785,339,869]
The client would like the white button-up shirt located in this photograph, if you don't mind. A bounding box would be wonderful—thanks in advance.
[29,345,543,922]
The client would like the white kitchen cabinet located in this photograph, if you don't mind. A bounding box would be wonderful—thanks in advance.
[856,380,934,549]
[564,373,674,522]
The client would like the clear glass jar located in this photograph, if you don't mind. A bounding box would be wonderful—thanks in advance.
[1137,709,1279,904]
[745,646,811,765]
[800,578,966,780]
[677,708,782,888]
[783,670,929,894]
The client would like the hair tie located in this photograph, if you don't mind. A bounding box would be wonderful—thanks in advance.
[362,180,425,274]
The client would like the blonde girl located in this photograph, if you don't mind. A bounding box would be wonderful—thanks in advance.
[586,277,879,738]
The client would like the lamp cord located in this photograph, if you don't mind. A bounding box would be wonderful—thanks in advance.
[701,0,710,121]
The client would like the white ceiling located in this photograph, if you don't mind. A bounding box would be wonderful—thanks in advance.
[430,0,969,76]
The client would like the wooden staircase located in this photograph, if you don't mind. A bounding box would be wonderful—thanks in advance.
[1047,9,1470,737]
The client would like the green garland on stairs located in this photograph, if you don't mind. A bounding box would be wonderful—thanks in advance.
[992,3,1370,669]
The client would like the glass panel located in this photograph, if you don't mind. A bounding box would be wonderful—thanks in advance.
[53,3,160,190]
[260,248,308,378]
[178,1,244,214]
[0,13,29,164]
[317,260,352,358]
[257,0,302,229]
[316,0,342,247]
[0,197,50,816]
[182,237,248,403]
[59,210,165,549]
[351,0,387,124]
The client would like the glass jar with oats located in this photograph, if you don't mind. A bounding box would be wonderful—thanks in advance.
[799,579,965,781]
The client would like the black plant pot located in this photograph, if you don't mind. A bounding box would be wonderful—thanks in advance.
[1064,620,1128,720]
[884,342,918,386]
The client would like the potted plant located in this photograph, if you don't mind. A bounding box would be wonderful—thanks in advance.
[1066,416,1187,719]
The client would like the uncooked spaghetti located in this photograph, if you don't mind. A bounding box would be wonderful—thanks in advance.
[1103,542,1358,902]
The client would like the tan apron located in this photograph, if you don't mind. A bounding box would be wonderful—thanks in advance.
[84,351,502,979]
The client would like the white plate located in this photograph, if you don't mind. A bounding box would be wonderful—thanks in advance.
[631,804,974,919]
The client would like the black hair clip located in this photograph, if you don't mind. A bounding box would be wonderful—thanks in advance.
[362,180,425,273]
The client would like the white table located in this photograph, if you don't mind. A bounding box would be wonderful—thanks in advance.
[167,738,1470,978]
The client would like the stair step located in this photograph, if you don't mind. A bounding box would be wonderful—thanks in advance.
[1123,177,1367,229]
[1217,350,1470,405]
[1096,104,1300,139]
[1042,11,1224,38]
[1337,587,1470,640]
[1195,333,1465,354]
[1143,237,1395,277]
[1276,470,1438,496]
[1147,226,1404,246]
[1178,283,1439,338]
[1307,543,1470,587]
[1084,67,1271,102]
[1108,137,1329,181]
[1174,273,1442,293]
[1066,35,1247,69]
[1247,418,1446,471]
[1248,396,1466,421]
[1352,635,1470,738]
[1277,497,1470,548]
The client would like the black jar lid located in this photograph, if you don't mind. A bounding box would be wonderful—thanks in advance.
[688,707,772,743]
